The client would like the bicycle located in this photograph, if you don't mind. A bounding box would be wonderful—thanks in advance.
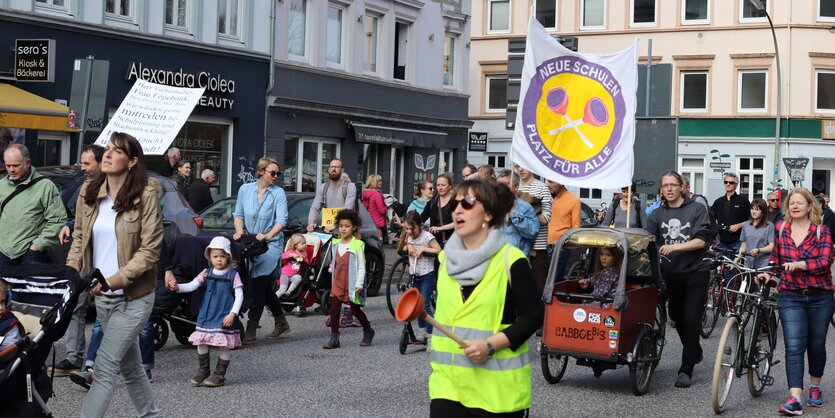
[701,245,745,339]
[710,263,780,414]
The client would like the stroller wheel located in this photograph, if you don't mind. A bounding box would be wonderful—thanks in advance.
[152,317,169,351]
[318,290,331,316]
[170,320,195,346]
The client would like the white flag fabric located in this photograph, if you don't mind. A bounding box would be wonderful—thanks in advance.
[511,12,637,189]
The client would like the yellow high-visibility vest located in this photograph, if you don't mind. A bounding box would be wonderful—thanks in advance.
[429,244,531,413]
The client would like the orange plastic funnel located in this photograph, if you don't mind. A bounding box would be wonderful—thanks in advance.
[394,288,467,347]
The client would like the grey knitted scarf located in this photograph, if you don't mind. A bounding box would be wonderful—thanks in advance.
[443,228,507,286]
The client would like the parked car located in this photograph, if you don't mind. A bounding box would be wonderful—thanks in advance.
[197,191,386,296]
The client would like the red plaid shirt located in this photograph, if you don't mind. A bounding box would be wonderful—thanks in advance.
[770,221,833,291]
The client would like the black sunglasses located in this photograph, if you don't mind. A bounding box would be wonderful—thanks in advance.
[769,198,779,202]
[267,170,280,177]
[452,196,478,211]
[724,181,736,185]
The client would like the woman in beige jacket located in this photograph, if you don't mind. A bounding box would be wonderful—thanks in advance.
[66,132,163,418]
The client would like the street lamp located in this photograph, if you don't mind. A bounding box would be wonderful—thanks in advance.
[749,0,782,189]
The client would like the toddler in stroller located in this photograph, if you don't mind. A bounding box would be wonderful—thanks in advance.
[277,233,326,317]
[0,264,86,418]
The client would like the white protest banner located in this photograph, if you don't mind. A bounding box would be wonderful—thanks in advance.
[94,79,204,155]
[511,11,638,189]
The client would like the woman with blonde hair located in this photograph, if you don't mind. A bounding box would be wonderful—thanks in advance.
[362,174,388,242]
[759,188,834,415]
[232,157,290,345]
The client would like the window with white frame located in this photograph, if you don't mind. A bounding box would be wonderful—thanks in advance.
[820,0,835,21]
[288,0,307,59]
[438,149,454,174]
[364,15,379,73]
[218,0,239,38]
[682,0,709,24]
[326,4,344,67]
[165,0,188,28]
[487,154,507,170]
[35,0,67,12]
[737,157,765,200]
[393,21,410,80]
[284,137,341,193]
[488,0,510,33]
[679,157,706,196]
[738,70,767,112]
[579,188,603,199]
[680,71,709,112]
[486,76,508,112]
[631,0,656,26]
[535,0,557,29]
[816,70,835,112]
[741,0,767,21]
[106,0,131,17]
[443,35,455,87]
[581,0,605,29]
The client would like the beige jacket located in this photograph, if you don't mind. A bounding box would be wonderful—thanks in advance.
[66,178,164,300]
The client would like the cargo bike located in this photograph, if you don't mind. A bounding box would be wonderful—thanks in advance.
[539,228,667,396]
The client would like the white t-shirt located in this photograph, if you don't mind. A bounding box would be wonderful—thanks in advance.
[406,230,436,276]
[92,196,123,296]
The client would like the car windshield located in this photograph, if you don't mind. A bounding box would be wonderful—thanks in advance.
[201,199,235,230]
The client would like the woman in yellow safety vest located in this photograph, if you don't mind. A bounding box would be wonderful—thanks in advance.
[429,179,544,417]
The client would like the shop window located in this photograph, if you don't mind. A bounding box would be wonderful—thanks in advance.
[631,0,656,26]
[285,137,340,192]
[820,0,835,21]
[682,0,709,24]
[816,70,835,112]
[35,135,69,166]
[581,0,605,29]
[741,0,767,21]
[580,188,602,199]
[218,0,240,38]
[681,71,708,113]
[535,0,556,29]
[488,0,510,33]
[172,121,228,194]
[486,75,508,113]
[738,157,765,200]
[165,0,189,29]
[106,0,132,17]
[364,15,379,73]
[443,35,456,87]
[679,156,706,196]
[487,155,507,170]
[288,0,308,59]
[326,4,344,68]
[738,70,767,112]
[394,21,410,80]
[438,149,454,175]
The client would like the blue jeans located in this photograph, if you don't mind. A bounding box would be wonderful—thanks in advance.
[86,316,155,371]
[777,291,835,389]
[716,241,742,252]
[0,249,47,268]
[413,272,436,334]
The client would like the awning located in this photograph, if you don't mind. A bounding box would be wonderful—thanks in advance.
[0,84,79,132]
[352,122,447,148]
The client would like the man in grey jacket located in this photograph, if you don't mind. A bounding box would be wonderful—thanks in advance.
[306,158,357,233]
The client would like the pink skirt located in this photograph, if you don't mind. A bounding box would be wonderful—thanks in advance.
[189,330,241,349]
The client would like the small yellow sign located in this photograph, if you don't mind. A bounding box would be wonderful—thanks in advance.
[321,207,343,227]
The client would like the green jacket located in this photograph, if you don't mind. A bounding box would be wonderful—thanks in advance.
[0,167,66,259]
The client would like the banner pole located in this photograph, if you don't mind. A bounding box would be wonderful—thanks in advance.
[625,189,631,229]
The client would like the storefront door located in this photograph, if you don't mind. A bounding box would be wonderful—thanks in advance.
[284,136,341,192]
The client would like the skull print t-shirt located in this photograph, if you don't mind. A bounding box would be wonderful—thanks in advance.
[646,195,711,275]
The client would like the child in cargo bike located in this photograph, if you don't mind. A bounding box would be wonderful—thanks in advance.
[578,247,623,307]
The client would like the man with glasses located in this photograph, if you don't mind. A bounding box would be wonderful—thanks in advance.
[766,191,784,224]
[711,173,750,251]
[307,158,357,233]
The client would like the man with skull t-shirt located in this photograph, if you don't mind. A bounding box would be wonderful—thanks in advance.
[646,171,712,389]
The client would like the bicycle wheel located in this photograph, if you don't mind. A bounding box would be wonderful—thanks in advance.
[711,316,741,414]
[747,310,778,397]
[629,330,657,396]
[701,272,722,339]
[541,352,568,384]
[386,257,410,318]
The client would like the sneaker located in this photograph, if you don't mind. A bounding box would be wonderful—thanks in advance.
[779,396,804,416]
[145,370,153,383]
[808,386,823,408]
[49,359,81,376]
[674,372,692,388]
[68,368,93,390]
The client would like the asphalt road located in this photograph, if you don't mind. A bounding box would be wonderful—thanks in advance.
[44,248,835,417]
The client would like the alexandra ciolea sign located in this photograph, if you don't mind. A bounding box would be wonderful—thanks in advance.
[125,62,235,109]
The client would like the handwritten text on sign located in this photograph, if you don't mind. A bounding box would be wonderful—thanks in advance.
[321,208,343,227]
[94,80,204,155]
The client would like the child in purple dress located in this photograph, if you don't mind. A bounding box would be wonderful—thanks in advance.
[579,247,623,307]
[169,236,243,387]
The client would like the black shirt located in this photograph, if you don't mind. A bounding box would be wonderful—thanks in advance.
[187,178,214,213]
[157,162,175,178]
[711,193,751,243]
[421,196,454,246]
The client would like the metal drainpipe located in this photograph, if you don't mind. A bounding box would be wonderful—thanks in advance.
[263,0,277,157]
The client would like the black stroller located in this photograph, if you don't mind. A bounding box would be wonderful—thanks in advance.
[0,264,86,418]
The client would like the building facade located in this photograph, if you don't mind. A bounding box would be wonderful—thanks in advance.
[268,0,472,205]
[0,0,273,196]
[468,0,835,206]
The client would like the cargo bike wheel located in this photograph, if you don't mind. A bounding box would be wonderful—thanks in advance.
[540,344,568,384]
[629,326,658,396]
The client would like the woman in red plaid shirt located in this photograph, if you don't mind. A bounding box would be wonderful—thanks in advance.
[759,188,834,416]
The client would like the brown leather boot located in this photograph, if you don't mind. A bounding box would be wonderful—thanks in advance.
[190,353,211,386]
[241,321,258,345]
[266,314,290,340]
[202,359,230,387]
